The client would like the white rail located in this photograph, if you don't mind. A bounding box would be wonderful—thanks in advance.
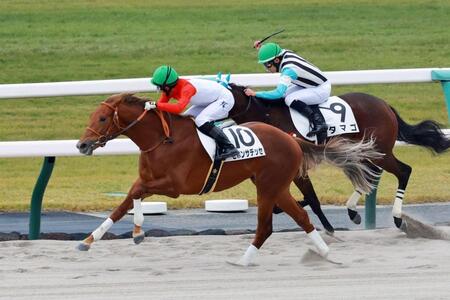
[1,68,449,158]
[1,68,449,99]
[1,130,449,158]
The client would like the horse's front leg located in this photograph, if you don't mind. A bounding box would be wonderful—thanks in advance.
[78,180,147,251]
[233,196,274,267]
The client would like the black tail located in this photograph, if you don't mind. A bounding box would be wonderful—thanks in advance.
[390,106,450,154]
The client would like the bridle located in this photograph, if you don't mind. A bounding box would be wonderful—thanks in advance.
[86,101,171,152]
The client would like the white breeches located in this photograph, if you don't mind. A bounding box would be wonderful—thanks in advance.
[284,81,331,106]
[183,88,235,127]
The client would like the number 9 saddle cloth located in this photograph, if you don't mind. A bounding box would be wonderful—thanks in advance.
[290,96,360,143]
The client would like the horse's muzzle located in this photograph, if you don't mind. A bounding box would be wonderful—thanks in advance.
[76,140,95,156]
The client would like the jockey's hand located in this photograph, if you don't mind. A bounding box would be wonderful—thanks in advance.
[244,88,256,97]
[144,101,157,110]
[253,40,262,49]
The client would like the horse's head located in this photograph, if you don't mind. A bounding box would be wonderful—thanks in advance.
[77,93,145,155]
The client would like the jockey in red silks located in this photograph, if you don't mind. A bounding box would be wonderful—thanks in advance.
[147,65,239,160]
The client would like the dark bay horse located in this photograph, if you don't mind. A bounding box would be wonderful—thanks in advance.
[228,83,450,232]
[76,93,382,266]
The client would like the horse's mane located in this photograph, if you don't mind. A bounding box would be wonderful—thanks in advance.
[228,83,286,108]
[121,93,147,107]
[229,83,247,92]
[117,93,191,121]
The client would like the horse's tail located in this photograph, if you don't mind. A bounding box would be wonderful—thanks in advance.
[296,137,384,193]
[390,106,450,154]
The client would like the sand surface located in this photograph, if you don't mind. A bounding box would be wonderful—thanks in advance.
[1,220,450,299]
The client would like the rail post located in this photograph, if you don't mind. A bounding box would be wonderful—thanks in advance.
[432,70,450,122]
[364,174,382,229]
[28,156,55,240]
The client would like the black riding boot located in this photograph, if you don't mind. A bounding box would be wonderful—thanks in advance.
[290,100,328,141]
[198,122,240,160]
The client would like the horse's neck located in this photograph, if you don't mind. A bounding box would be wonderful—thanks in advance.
[230,92,269,123]
[230,92,294,132]
[124,111,196,150]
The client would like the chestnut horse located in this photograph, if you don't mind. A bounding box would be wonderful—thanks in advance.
[228,83,450,233]
[76,93,382,266]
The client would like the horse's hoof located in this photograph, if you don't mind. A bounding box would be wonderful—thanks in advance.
[394,217,408,232]
[226,260,257,267]
[324,223,335,235]
[133,233,145,245]
[77,243,90,251]
[325,229,335,236]
[394,216,403,229]
[348,209,361,224]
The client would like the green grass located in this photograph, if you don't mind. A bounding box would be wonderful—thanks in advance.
[1,0,450,211]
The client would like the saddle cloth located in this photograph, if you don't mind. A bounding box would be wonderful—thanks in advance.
[289,96,360,143]
[196,125,266,162]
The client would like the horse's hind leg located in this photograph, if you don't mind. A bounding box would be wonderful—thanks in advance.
[78,180,146,251]
[346,164,383,224]
[378,154,412,229]
[276,190,329,257]
[294,175,335,234]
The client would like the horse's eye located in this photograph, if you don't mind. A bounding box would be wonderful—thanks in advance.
[99,116,107,122]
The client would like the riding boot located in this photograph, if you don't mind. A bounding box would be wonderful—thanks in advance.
[308,105,328,137]
[290,100,328,141]
[198,122,240,160]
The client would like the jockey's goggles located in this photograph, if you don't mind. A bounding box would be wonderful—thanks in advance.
[263,61,273,69]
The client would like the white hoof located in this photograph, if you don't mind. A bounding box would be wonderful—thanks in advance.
[308,229,329,258]
[317,245,330,258]
[227,244,258,267]
[226,259,256,267]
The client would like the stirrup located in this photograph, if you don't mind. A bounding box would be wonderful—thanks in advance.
[216,147,239,160]
[306,124,328,137]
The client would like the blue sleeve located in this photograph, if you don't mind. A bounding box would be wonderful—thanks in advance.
[255,68,297,100]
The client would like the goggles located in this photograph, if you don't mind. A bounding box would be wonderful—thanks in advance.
[263,61,274,69]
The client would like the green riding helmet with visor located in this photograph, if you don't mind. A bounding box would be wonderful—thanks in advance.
[257,42,283,69]
[151,65,179,91]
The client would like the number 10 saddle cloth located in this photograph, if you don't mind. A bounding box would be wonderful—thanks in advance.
[196,125,266,194]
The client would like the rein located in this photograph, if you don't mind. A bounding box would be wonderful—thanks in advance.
[227,87,271,123]
[86,101,171,152]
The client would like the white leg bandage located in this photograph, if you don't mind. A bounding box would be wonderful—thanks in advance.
[236,244,258,266]
[392,189,405,218]
[346,190,363,210]
[133,199,144,227]
[308,229,329,258]
[92,218,113,241]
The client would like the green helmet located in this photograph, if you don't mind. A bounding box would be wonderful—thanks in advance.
[257,42,283,64]
[151,65,179,87]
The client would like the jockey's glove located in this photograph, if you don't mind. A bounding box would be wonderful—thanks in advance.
[144,101,157,110]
